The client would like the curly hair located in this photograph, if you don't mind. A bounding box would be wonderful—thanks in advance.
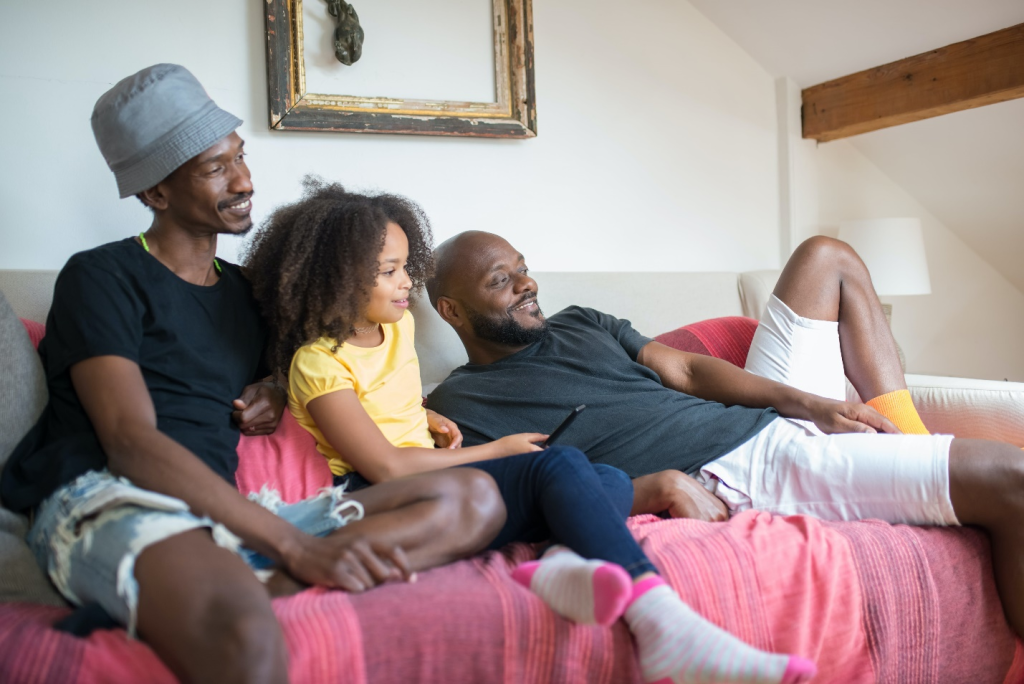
[242,176,434,376]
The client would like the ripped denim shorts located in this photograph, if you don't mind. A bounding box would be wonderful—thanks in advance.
[27,470,364,636]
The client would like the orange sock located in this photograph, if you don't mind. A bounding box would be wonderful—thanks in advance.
[866,389,929,435]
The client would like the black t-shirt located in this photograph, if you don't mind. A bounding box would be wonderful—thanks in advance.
[0,238,266,513]
[426,306,777,478]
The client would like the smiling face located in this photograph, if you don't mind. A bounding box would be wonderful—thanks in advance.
[362,221,413,326]
[434,231,548,351]
[140,132,254,235]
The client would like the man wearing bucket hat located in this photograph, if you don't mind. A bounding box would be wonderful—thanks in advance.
[0,64,506,683]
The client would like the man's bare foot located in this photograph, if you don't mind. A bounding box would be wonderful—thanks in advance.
[264,569,308,598]
[631,470,728,521]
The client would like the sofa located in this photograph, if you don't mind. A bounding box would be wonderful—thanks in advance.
[2,267,1024,684]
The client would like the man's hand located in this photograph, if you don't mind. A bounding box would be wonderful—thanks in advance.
[639,342,901,438]
[807,399,900,435]
[425,408,463,449]
[631,470,728,522]
[282,531,415,592]
[232,379,287,436]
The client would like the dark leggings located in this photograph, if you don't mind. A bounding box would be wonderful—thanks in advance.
[335,446,658,578]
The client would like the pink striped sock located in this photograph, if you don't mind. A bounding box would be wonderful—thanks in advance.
[512,546,632,625]
[624,578,816,684]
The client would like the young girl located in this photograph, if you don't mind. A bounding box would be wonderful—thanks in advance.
[244,178,815,684]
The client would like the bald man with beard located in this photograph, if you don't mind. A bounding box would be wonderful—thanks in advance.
[425,229,1024,640]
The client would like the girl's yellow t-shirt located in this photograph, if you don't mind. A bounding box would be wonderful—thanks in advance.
[288,310,433,476]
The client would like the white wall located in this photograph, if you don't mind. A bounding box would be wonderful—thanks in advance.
[791,136,1024,382]
[0,0,780,275]
[7,0,1016,381]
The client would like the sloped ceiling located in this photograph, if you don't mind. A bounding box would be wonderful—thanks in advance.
[688,0,1024,292]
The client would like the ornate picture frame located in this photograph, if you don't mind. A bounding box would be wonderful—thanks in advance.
[264,0,537,138]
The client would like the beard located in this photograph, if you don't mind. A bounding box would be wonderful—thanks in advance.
[465,299,549,347]
[234,218,255,236]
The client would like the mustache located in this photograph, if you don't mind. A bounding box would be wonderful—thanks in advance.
[507,292,537,313]
[217,192,254,211]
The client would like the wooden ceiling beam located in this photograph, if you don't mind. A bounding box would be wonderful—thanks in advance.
[802,23,1024,142]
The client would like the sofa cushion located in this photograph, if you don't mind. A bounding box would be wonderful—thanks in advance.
[235,411,332,504]
[20,319,45,350]
[0,290,66,606]
[0,509,66,607]
[737,270,781,320]
[0,293,47,483]
[654,316,759,368]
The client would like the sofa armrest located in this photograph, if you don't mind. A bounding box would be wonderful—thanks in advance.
[737,270,782,320]
[847,374,1024,446]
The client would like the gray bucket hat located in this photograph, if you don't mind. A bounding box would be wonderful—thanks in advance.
[91,64,243,198]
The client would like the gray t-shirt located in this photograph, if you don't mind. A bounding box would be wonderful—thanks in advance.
[426,306,777,478]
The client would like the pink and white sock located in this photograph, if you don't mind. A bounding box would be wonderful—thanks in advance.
[512,546,633,626]
[624,578,816,684]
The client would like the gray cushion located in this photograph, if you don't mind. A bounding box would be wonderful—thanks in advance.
[0,289,66,606]
[0,288,47,470]
[0,509,65,606]
[0,288,47,471]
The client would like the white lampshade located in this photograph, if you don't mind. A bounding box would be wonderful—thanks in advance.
[837,218,931,296]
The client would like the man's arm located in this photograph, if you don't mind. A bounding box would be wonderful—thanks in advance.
[71,355,404,590]
[637,341,899,434]
[306,389,544,483]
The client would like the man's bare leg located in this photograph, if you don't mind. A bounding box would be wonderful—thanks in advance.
[949,438,1024,636]
[134,469,505,681]
[268,468,506,595]
[331,467,505,570]
[134,528,288,684]
[760,237,1024,635]
[772,235,904,401]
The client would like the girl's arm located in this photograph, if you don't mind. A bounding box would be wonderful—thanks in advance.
[307,389,547,483]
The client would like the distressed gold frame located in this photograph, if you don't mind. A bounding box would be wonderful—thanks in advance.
[264,0,536,137]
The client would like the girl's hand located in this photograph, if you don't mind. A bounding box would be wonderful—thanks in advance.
[425,409,463,449]
[495,433,548,457]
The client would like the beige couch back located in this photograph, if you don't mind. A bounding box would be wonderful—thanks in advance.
[413,270,779,388]
[0,271,54,326]
[0,268,783,388]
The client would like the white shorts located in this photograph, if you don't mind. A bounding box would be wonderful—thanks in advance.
[697,294,958,526]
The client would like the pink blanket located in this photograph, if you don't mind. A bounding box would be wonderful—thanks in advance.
[2,510,1022,682]
[3,414,1023,682]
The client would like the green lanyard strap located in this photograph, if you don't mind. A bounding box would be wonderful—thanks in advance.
[139,232,222,273]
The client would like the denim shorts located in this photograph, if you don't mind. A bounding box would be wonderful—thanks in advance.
[332,470,373,492]
[27,470,364,636]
